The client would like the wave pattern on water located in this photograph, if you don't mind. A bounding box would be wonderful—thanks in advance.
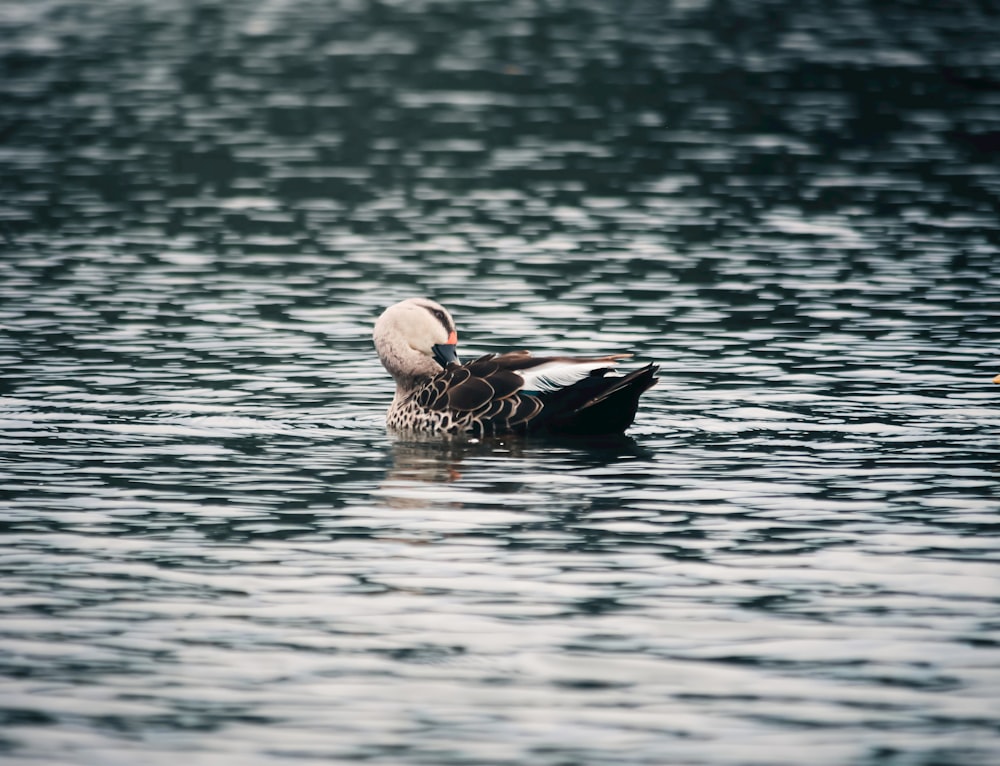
[1,0,999,764]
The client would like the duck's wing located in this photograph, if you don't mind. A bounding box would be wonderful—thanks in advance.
[416,352,656,436]
[494,352,633,394]
[414,353,540,435]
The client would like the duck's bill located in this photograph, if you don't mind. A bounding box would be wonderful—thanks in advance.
[994,374,1000,384]
[432,343,460,367]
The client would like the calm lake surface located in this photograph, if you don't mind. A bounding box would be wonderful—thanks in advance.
[2,1,999,764]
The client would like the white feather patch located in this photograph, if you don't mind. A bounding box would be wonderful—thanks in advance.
[518,361,618,394]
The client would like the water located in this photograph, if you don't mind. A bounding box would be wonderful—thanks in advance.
[2,0,1000,764]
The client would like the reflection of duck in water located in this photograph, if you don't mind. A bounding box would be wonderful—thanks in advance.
[379,436,518,510]
[373,298,658,437]
[384,434,483,484]
[381,431,653,515]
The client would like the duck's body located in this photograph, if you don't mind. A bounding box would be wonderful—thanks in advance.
[373,298,658,437]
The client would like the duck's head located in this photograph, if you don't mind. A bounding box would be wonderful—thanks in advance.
[373,298,460,383]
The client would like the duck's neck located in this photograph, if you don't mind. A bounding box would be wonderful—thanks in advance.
[375,335,440,394]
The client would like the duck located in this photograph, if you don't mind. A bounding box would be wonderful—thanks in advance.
[373,298,658,437]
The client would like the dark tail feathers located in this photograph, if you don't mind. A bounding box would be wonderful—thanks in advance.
[544,363,658,436]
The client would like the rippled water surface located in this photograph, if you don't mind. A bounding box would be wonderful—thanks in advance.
[2,1,1000,764]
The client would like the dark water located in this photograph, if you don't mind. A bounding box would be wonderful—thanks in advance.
[2,1,1000,763]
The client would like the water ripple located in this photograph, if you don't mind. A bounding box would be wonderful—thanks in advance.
[2,0,999,764]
